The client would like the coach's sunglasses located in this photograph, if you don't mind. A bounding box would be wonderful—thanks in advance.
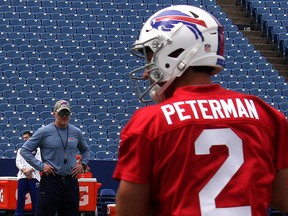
[58,110,71,117]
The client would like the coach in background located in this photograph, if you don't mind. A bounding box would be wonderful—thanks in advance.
[21,100,90,216]
[113,5,288,216]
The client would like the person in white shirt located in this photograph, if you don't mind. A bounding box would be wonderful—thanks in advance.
[15,131,41,216]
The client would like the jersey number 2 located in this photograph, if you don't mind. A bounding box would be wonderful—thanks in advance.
[195,128,252,216]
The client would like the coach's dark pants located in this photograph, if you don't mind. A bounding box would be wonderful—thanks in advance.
[36,174,79,216]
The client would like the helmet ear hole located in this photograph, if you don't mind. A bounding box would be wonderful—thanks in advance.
[168,48,184,58]
[165,63,170,68]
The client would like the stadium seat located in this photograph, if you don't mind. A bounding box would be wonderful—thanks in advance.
[243,81,260,90]
[100,85,117,93]
[81,84,98,94]
[237,75,253,82]
[41,0,57,7]
[72,105,89,113]
[0,133,8,145]
[0,124,13,134]
[89,144,107,153]
[282,39,288,63]
[10,135,22,145]
[251,56,267,64]
[221,74,238,82]
[101,118,120,128]
[26,117,44,125]
[275,82,288,91]
[97,138,115,147]
[25,97,43,105]
[8,116,26,125]
[278,102,288,113]
[276,33,288,56]
[0,117,9,125]
[90,131,108,140]
[77,78,94,86]
[253,75,270,83]
[99,188,116,215]
[107,131,120,140]
[95,151,114,160]
[4,149,17,159]
[14,83,31,92]
[0,84,12,95]
[14,123,32,133]
[94,113,112,122]
[88,92,106,100]
[34,104,51,113]
[87,125,106,134]
[71,91,89,99]
[3,89,20,98]
[76,99,93,108]
[39,111,53,119]
[227,81,243,89]
[265,88,282,97]
[65,84,81,93]
[269,75,285,83]
[77,112,95,120]
[105,92,123,100]
[106,145,119,155]
[19,90,37,98]
[7,50,23,59]
[253,6,270,25]
[84,137,97,146]
[259,13,276,31]
[259,81,275,90]
[3,129,20,138]
[272,95,286,104]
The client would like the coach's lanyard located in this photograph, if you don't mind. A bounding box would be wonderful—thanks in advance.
[54,124,69,164]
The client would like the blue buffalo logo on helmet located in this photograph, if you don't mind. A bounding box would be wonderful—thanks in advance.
[150,9,207,42]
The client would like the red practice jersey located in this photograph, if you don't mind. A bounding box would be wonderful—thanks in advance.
[113,84,288,216]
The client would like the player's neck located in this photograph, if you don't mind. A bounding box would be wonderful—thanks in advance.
[177,72,212,87]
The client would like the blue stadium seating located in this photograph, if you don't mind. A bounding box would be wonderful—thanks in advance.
[0,0,286,170]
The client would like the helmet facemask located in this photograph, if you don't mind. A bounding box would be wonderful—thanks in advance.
[130,36,166,103]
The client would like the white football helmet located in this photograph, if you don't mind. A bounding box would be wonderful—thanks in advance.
[130,5,225,103]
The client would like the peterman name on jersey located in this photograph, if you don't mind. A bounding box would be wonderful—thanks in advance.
[161,98,259,125]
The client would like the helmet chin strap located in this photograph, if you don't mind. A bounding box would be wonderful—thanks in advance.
[151,42,202,102]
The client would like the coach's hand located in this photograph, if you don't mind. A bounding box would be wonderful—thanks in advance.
[71,163,84,178]
[42,163,55,176]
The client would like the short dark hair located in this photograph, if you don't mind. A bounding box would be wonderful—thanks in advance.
[23,131,32,137]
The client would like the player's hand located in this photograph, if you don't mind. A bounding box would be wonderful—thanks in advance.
[42,163,55,176]
[22,168,33,179]
[71,163,84,178]
[22,168,32,177]
[26,172,33,179]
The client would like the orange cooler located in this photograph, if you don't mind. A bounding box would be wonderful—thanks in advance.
[78,178,102,212]
[0,176,32,210]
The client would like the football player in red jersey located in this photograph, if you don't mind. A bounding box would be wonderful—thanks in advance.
[113,5,288,216]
